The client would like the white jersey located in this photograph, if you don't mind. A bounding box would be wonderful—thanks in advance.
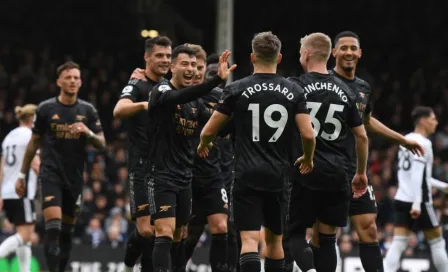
[1,127,37,199]
[395,132,433,210]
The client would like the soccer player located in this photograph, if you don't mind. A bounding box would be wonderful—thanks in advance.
[306,31,424,272]
[0,105,39,272]
[287,32,369,272]
[384,107,448,272]
[179,44,232,272]
[113,36,172,272]
[198,31,316,272]
[15,61,105,272]
[147,46,235,272]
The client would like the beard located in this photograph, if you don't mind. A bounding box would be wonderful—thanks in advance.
[62,88,77,97]
[341,65,355,72]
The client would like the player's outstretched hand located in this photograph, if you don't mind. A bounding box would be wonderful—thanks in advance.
[197,142,214,159]
[294,156,313,174]
[410,209,421,219]
[217,50,237,81]
[352,173,368,199]
[15,178,26,198]
[403,138,425,157]
[130,68,146,81]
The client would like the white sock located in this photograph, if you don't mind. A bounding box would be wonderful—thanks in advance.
[384,236,409,272]
[0,234,24,258]
[428,237,448,272]
[15,243,31,272]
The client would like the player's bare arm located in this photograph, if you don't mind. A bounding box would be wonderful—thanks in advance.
[364,113,424,156]
[16,134,40,197]
[31,153,40,175]
[68,123,106,149]
[294,113,316,174]
[198,111,230,158]
[113,98,148,118]
[351,125,369,198]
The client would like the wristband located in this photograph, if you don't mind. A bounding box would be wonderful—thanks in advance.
[18,172,26,179]
[88,130,94,138]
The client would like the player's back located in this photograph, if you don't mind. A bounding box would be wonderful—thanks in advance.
[396,132,433,204]
[230,73,307,192]
[289,72,361,191]
[1,127,37,199]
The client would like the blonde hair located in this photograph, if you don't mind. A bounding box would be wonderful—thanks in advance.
[300,33,332,61]
[252,31,281,64]
[15,104,37,121]
[184,43,207,61]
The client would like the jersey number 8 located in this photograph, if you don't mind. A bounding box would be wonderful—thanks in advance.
[248,103,288,142]
[398,149,412,171]
[307,102,345,141]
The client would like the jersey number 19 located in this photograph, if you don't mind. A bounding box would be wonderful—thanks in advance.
[248,103,288,142]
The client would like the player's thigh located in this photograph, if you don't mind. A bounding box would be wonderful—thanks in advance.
[148,180,177,221]
[40,180,63,218]
[3,198,36,226]
[190,185,207,224]
[393,200,414,230]
[232,182,263,232]
[288,182,315,234]
[316,189,350,228]
[349,184,377,217]
[263,190,285,236]
[418,202,440,231]
[128,157,150,220]
[61,187,82,222]
[201,187,229,217]
[175,187,192,228]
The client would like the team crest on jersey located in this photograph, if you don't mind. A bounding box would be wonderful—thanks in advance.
[158,84,171,92]
[76,115,86,121]
[51,114,60,120]
[122,86,133,94]
[359,92,365,98]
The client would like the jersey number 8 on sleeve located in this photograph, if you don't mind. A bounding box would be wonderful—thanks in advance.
[248,103,288,142]
[307,102,344,141]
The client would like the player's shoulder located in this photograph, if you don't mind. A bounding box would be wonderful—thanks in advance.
[353,76,371,92]
[37,97,58,110]
[153,79,172,93]
[405,132,432,147]
[77,99,98,113]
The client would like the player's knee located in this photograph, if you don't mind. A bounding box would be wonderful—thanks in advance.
[137,225,154,238]
[241,231,260,249]
[356,216,378,243]
[154,221,175,238]
[209,219,227,234]
[16,225,34,242]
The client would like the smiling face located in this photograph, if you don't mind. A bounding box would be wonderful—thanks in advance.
[144,45,172,77]
[57,68,82,96]
[332,37,362,72]
[193,58,206,85]
[171,53,197,88]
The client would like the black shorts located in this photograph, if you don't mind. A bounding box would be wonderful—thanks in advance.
[349,184,377,216]
[288,182,350,232]
[3,199,36,225]
[394,200,439,230]
[192,183,229,218]
[148,180,192,228]
[128,157,150,220]
[232,182,284,235]
[40,179,82,218]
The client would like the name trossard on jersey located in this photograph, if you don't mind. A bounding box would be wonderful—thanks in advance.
[216,73,309,192]
[288,72,362,191]
[119,77,164,158]
[193,87,223,187]
[146,81,211,188]
[330,70,372,177]
[396,133,434,205]
[1,127,37,199]
[32,98,103,189]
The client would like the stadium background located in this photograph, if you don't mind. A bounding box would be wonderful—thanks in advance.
[0,0,447,271]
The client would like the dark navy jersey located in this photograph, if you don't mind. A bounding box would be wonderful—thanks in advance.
[330,70,372,177]
[32,97,103,189]
[146,78,222,188]
[289,72,362,191]
[216,73,309,192]
[119,77,162,158]
[192,87,223,187]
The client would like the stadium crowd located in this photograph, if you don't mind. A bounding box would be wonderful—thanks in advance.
[1,0,448,262]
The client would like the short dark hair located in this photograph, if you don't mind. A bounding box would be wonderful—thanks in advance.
[171,45,196,62]
[57,61,80,77]
[145,36,172,53]
[184,43,207,61]
[411,106,434,125]
[206,53,219,66]
[251,31,282,63]
[334,31,360,47]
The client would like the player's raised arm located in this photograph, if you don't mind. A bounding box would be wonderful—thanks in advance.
[155,50,236,106]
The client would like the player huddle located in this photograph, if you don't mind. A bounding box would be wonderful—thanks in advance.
[0,30,447,272]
